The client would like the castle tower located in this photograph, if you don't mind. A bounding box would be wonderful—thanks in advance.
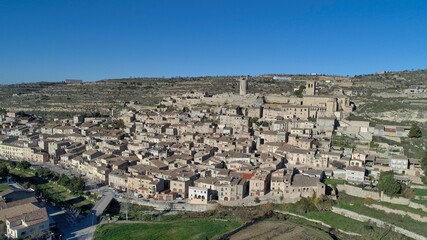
[326,99,337,117]
[306,81,316,95]
[239,77,248,95]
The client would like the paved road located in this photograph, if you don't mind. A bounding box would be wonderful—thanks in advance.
[63,191,114,240]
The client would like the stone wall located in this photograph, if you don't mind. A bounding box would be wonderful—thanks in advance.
[332,207,425,240]
[367,204,427,222]
[218,221,255,240]
[336,184,381,200]
[336,184,427,212]
[219,194,299,207]
[120,198,218,212]
[274,210,360,237]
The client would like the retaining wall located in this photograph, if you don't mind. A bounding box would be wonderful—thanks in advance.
[332,207,426,240]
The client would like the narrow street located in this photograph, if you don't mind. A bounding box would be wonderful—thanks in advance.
[62,191,114,240]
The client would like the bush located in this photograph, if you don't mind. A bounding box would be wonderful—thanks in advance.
[254,197,261,203]
[314,196,334,211]
[401,185,415,199]
[364,197,374,204]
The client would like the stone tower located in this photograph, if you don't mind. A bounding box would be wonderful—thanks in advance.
[239,77,248,95]
[326,99,337,117]
[306,81,316,95]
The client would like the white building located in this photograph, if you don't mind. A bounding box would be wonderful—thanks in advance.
[389,156,409,174]
[188,186,210,204]
[345,166,365,184]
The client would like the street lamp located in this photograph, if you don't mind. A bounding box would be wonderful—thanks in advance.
[92,212,95,226]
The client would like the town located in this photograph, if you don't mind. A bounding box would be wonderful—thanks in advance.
[0,76,426,240]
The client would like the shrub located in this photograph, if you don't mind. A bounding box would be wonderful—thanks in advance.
[401,185,415,199]
[364,197,374,204]
[314,196,335,211]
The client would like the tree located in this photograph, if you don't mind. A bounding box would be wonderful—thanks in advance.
[330,160,345,169]
[17,161,31,169]
[70,176,85,194]
[251,117,259,124]
[0,164,9,178]
[58,174,71,187]
[307,116,317,123]
[294,85,306,98]
[420,152,427,173]
[296,197,316,214]
[408,123,422,138]
[254,197,261,204]
[377,171,400,196]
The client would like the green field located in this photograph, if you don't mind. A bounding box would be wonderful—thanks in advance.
[0,183,9,192]
[94,219,242,240]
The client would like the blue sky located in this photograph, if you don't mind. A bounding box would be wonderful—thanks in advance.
[1,0,426,83]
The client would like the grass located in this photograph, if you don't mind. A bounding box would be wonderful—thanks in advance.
[377,201,427,217]
[94,219,242,240]
[324,178,345,187]
[413,188,427,197]
[38,182,73,202]
[332,134,357,149]
[0,182,9,192]
[411,199,427,205]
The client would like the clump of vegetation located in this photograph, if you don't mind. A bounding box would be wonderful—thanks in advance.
[307,116,316,123]
[421,153,427,185]
[251,117,259,124]
[369,141,379,149]
[294,85,305,98]
[377,171,400,196]
[16,160,31,170]
[296,195,334,214]
[57,174,85,194]
[401,185,416,199]
[0,163,9,178]
[330,160,345,169]
[408,122,422,138]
